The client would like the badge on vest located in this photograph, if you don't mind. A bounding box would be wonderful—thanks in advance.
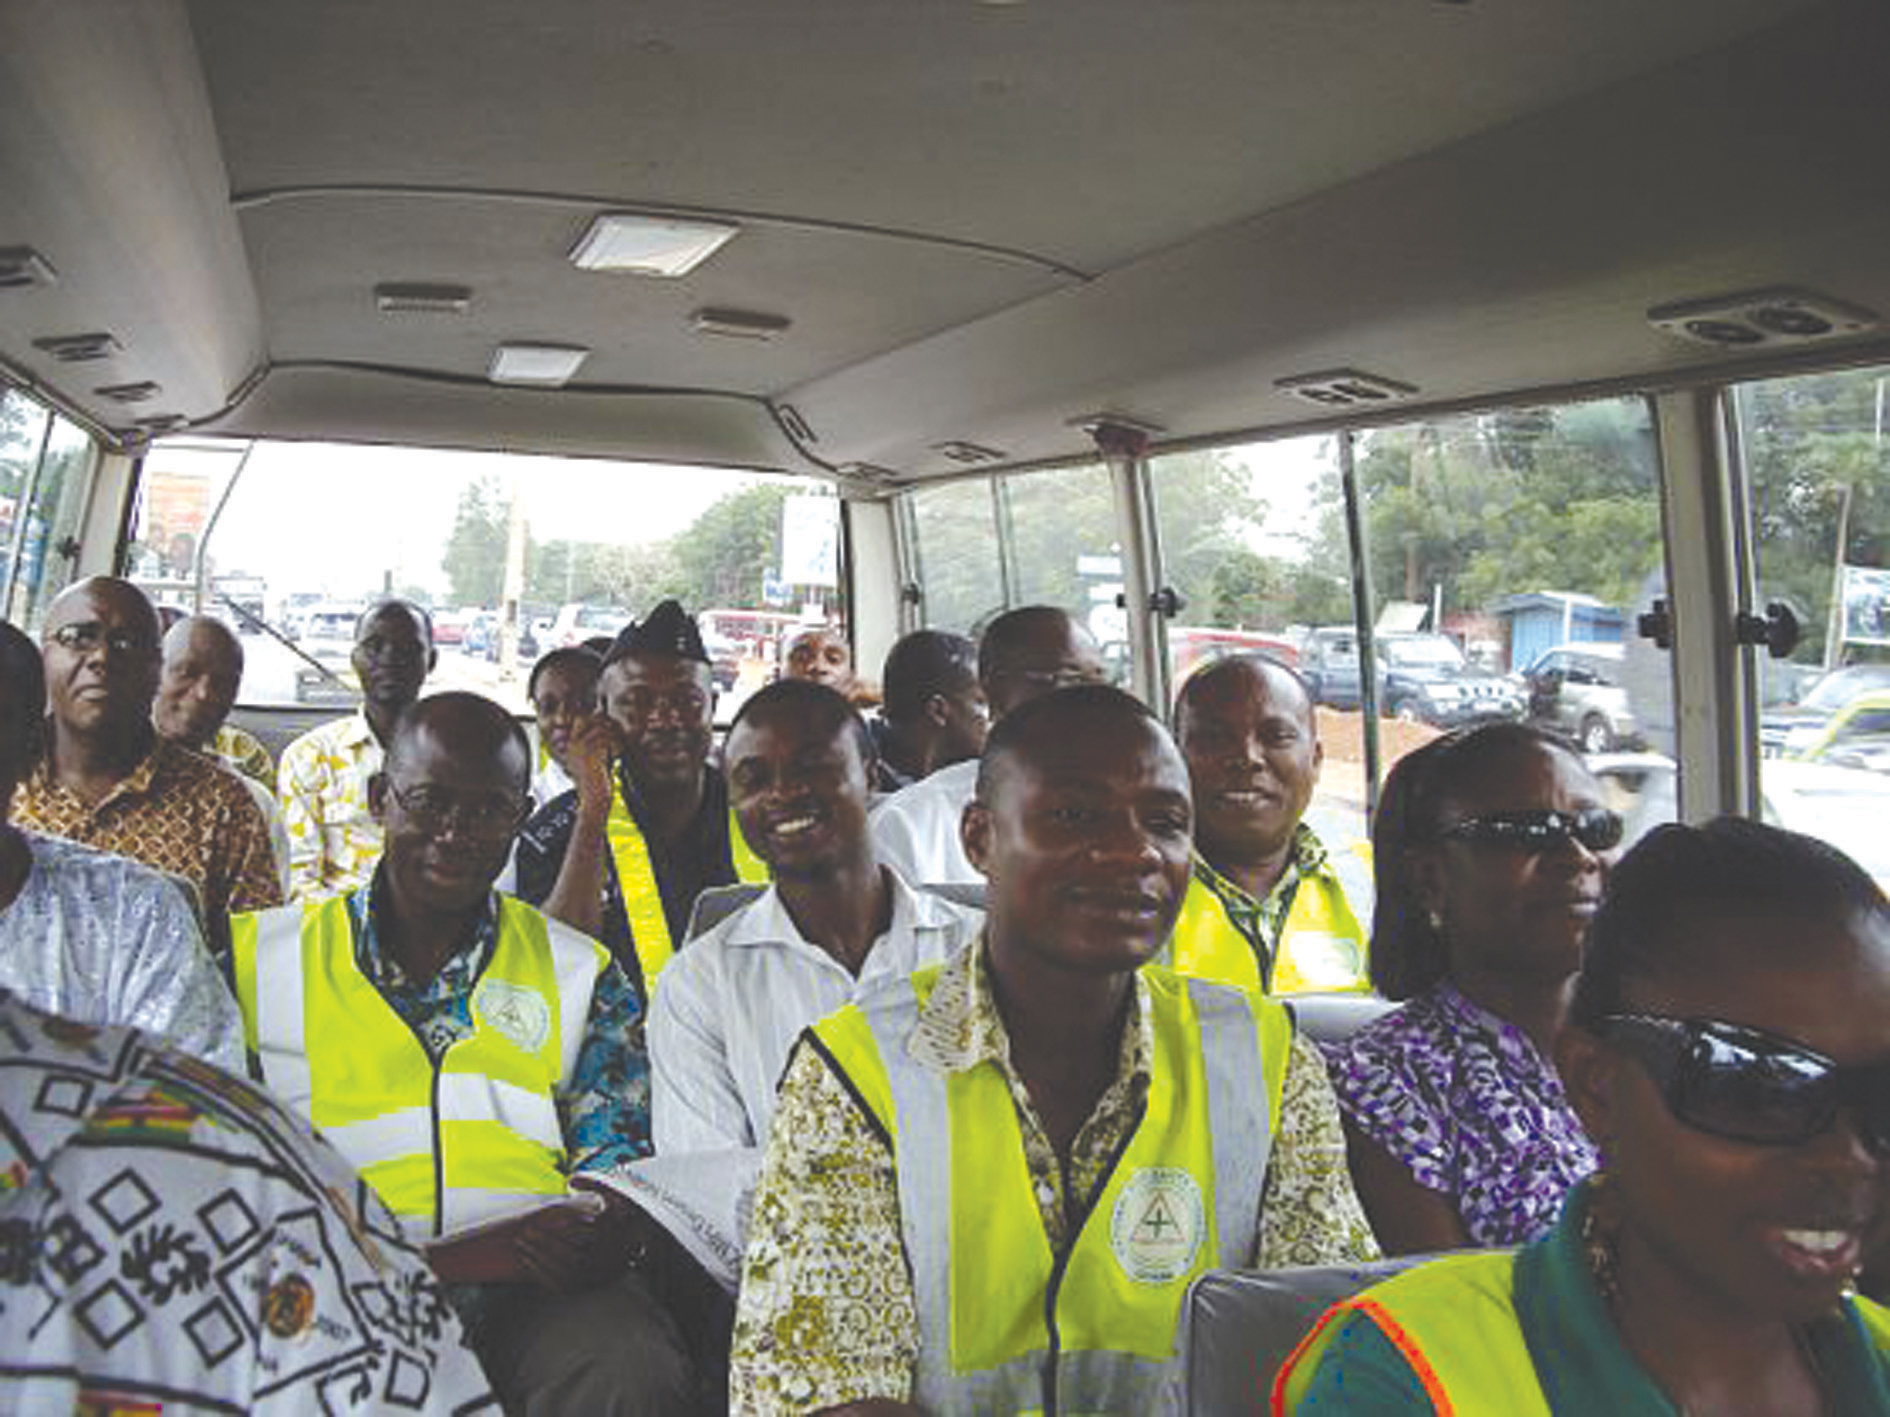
[1109,1167,1205,1285]
[473,979,551,1054]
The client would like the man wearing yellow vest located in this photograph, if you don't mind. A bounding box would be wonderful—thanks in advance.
[517,600,766,1003]
[1164,654,1374,995]
[730,685,1377,1415]
[231,692,699,1415]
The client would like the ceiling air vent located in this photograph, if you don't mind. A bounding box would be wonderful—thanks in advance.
[1648,288,1877,349]
[841,463,902,487]
[375,283,473,315]
[134,414,187,435]
[33,332,120,363]
[691,307,790,341]
[1275,369,1418,408]
[0,247,57,291]
[95,381,161,404]
[933,440,1006,465]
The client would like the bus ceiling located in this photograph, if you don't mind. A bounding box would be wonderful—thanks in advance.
[3,0,1890,477]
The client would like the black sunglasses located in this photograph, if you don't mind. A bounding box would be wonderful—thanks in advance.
[1439,807,1623,854]
[1599,1013,1890,1156]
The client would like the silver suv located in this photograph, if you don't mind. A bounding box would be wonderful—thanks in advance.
[1522,641,1639,753]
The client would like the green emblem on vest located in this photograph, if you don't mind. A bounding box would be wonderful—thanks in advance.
[1110,1167,1205,1285]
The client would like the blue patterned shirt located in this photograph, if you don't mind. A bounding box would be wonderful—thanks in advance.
[346,873,651,1172]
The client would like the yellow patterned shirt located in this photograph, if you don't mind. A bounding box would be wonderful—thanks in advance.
[210,723,275,790]
[277,712,384,901]
[729,940,1378,1413]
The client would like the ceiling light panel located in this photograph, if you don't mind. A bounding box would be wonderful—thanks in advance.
[569,213,740,278]
[488,343,590,386]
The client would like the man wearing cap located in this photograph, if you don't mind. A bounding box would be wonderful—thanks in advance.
[516,600,767,1001]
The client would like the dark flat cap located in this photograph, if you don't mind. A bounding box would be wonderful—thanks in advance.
[604,599,709,666]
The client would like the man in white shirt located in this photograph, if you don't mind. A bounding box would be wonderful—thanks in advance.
[869,605,1107,887]
[651,678,982,1153]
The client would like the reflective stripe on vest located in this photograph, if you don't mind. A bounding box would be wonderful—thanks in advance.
[1272,1251,1545,1416]
[1162,854,1371,995]
[814,965,1292,1415]
[606,778,768,992]
[230,894,608,1237]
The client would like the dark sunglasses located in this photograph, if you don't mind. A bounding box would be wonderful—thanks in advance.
[1599,1013,1890,1156]
[1439,806,1622,854]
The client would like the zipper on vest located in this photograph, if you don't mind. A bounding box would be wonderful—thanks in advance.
[1038,1101,1147,1415]
[429,1062,446,1238]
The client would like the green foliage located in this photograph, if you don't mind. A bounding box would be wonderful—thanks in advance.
[440,478,509,606]
[672,482,796,608]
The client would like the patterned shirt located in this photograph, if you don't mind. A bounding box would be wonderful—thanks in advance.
[278,712,384,901]
[1323,980,1599,1247]
[345,874,652,1172]
[1194,823,1329,962]
[0,831,244,1072]
[12,736,283,919]
[211,722,275,790]
[729,940,1378,1413]
[0,991,495,1414]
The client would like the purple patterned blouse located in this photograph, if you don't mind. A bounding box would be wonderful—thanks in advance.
[1322,981,1599,1246]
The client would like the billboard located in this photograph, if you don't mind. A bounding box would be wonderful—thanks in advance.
[1841,565,1890,648]
[779,495,839,588]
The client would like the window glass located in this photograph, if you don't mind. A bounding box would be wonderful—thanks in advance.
[134,438,841,717]
[1148,436,1365,838]
[1351,398,1668,840]
[10,414,99,630]
[902,476,1004,634]
[0,387,54,624]
[999,461,1125,658]
[1733,366,1890,890]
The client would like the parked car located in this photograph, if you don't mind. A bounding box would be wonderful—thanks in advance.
[1521,641,1640,753]
[550,602,632,649]
[1376,632,1526,728]
[1788,689,1890,772]
[293,603,362,705]
[1759,662,1890,756]
[1300,626,1363,709]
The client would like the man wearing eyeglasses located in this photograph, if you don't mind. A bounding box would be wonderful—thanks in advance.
[11,578,281,927]
[869,605,1107,887]
[230,691,699,1416]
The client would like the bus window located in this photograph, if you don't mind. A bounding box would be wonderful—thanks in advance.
[1148,436,1364,838]
[1352,397,1670,835]
[131,438,841,732]
[0,391,97,631]
[998,462,1122,648]
[902,476,1005,635]
[1733,364,1890,891]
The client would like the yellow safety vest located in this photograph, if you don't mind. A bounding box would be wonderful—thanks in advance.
[230,893,609,1238]
[1271,1252,1890,1415]
[814,962,1294,1415]
[606,776,768,992]
[1162,848,1372,995]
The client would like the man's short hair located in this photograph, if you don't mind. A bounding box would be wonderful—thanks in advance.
[881,630,978,724]
[1173,652,1316,728]
[976,605,1081,683]
[385,692,531,791]
[974,683,1159,804]
[356,598,434,645]
[726,678,874,766]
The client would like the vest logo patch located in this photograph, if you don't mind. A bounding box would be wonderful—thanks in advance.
[1109,1167,1205,1285]
[474,979,550,1054]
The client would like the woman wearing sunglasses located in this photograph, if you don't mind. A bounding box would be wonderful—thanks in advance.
[1325,722,1617,1252]
[1277,817,1890,1413]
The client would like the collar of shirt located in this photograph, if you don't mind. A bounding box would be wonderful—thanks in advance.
[1193,821,1330,940]
[348,866,500,994]
[908,933,1152,1088]
[26,731,174,816]
[336,709,380,754]
[1433,977,1549,1073]
[727,867,966,979]
[1513,1180,1890,1413]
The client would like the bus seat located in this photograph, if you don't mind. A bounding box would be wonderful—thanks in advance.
[686,883,769,940]
[1172,1254,1446,1413]
[1286,992,1394,1045]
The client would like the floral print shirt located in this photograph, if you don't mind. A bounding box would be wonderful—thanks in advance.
[729,940,1378,1413]
[1323,979,1599,1246]
[278,712,384,901]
